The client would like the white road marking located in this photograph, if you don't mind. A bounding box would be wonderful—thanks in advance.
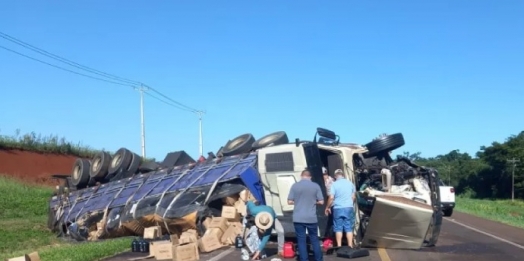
[445,217,524,250]
[206,247,235,261]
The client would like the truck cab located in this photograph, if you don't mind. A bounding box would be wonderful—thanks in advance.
[252,128,443,250]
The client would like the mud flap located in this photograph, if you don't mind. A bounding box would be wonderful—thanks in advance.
[361,196,433,250]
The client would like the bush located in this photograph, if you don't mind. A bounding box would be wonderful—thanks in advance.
[0,129,100,158]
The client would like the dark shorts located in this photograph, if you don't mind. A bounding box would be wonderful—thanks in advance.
[332,207,355,233]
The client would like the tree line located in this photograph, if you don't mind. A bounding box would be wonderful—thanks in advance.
[398,131,524,199]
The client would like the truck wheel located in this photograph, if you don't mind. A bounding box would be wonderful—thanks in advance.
[138,161,160,173]
[216,145,225,157]
[71,158,91,188]
[108,148,133,176]
[364,133,405,157]
[221,134,255,156]
[443,208,453,217]
[124,153,142,178]
[90,151,112,180]
[252,131,289,150]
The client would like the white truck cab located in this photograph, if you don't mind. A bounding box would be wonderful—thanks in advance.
[222,128,444,250]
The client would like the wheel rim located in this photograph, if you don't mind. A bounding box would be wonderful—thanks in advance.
[73,165,80,179]
[111,154,121,168]
[92,158,101,172]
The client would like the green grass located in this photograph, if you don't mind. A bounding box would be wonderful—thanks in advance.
[0,129,156,161]
[455,196,524,229]
[0,175,132,261]
[0,129,100,158]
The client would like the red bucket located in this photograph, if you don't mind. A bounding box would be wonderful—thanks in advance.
[282,242,296,258]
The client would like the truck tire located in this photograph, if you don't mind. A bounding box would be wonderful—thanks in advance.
[443,208,453,217]
[90,151,112,180]
[71,158,91,187]
[252,131,289,150]
[216,145,225,157]
[221,134,255,156]
[364,133,405,157]
[138,161,160,173]
[124,153,142,178]
[108,148,133,176]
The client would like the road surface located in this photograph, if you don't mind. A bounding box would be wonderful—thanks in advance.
[103,211,524,261]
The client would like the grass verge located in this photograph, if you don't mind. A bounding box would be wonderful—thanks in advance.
[455,196,524,229]
[0,129,156,162]
[0,175,131,261]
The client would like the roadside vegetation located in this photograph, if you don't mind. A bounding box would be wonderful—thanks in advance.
[455,197,524,229]
[0,129,100,158]
[0,129,156,162]
[397,131,524,227]
[0,175,131,261]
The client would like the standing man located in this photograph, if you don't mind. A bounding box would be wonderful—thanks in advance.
[243,194,285,259]
[323,167,334,196]
[325,169,356,248]
[288,169,324,261]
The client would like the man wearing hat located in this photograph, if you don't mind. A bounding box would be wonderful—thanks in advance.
[244,197,285,259]
[325,169,356,248]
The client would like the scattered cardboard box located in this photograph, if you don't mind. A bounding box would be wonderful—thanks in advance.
[207,217,228,233]
[5,252,40,261]
[221,206,241,221]
[172,242,199,261]
[222,195,239,206]
[221,222,243,245]
[151,240,173,260]
[144,226,162,239]
[197,234,224,253]
[234,200,247,216]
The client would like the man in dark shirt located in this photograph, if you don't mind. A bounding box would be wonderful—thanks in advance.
[288,169,325,261]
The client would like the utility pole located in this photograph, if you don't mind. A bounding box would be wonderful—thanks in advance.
[195,110,205,157]
[135,85,149,158]
[507,158,520,202]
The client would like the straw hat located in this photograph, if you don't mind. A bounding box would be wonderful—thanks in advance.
[255,211,274,230]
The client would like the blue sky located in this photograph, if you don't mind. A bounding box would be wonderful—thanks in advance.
[1,1,523,161]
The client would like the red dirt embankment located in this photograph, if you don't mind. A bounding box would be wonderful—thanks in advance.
[0,149,78,186]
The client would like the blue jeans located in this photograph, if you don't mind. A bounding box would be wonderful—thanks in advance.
[294,222,323,261]
[333,207,355,233]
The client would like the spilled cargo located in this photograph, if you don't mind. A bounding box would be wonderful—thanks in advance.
[48,128,444,251]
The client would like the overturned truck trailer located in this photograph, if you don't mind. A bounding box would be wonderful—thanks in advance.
[47,128,443,250]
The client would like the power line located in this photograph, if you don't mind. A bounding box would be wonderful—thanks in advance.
[146,86,199,113]
[0,31,141,86]
[143,91,196,112]
[1,30,200,113]
[0,44,136,88]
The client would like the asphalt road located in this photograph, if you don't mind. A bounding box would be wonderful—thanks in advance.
[104,211,524,261]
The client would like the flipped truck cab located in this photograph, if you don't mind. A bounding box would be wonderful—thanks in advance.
[253,128,443,250]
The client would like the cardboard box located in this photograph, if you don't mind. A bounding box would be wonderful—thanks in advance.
[204,227,224,240]
[208,217,228,233]
[6,252,40,261]
[151,240,173,260]
[173,242,199,261]
[234,200,247,216]
[172,232,198,245]
[143,225,162,239]
[222,195,240,206]
[202,217,212,229]
[221,206,241,221]
[221,222,243,245]
[198,234,224,253]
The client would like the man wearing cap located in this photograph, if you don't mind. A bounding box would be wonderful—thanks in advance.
[245,198,285,260]
[325,169,356,248]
